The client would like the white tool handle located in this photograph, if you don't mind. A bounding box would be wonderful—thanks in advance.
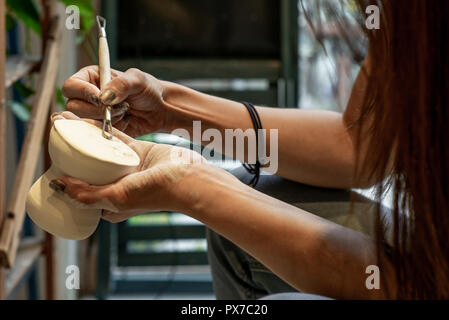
[99,36,111,90]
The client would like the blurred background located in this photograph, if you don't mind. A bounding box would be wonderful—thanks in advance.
[0,0,364,300]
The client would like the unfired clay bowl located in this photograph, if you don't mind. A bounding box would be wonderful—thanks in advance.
[26,120,140,240]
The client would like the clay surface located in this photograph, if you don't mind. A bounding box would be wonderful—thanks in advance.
[26,120,140,240]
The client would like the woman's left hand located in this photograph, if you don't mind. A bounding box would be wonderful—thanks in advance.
[50,111,223,223]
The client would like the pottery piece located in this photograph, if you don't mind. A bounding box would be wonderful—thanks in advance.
[26,120,140,240]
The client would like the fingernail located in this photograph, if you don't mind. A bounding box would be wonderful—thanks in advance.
[51,111,63,119]
[112,102,129,116]
[89,94,100,106]
[100,89,116,105]
[49,179,66,193]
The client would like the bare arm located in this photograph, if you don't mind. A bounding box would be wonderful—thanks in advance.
[161,57,371,189]
[172,163,395,299]
[55,114,395,299]
[64,57,372,189]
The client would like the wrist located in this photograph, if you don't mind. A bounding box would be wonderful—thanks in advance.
[169,162,244,216]
[159,80,195,133]
[159,80,251,135]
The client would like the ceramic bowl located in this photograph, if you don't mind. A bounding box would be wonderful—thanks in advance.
[26,120,140,240]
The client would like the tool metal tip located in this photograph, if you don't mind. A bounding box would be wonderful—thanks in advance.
[96,16,106,28]
[96,16,106,37]
[102,106,114,140]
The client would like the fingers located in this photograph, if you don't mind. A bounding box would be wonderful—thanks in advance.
[50,176,125,210]
[49,175,133,223]
[50,110,81,124]
[49,111,135,146]
[113,115,131,132]
[77,117,136,145]
[99,68,147,105]
[51,177,104,204]
[63,66,130,119]
[112,101,130,118]
[62,66,101,104]
[101,210,127,223]
[66,99,130,120]
[50,111,102,129]
[66,99,103,119]
[101,208,148,223]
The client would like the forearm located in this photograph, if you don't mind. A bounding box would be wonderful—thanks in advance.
[175,165,392,299]
[257,107,354,187]
[162,81,355,188]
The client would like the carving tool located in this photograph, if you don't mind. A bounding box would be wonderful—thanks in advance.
[96,15,113,140]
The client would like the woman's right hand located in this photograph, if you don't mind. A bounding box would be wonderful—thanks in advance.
[62,66,173,137]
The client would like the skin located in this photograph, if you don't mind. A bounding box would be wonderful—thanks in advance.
[55,55,396,299]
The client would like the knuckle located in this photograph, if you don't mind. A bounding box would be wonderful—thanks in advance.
[75,192,93,204]
[126,68,147,88]
[112,76,131,95]
[66,185,94,204]
[78,65,98,76]
[126,68,142,77]
[108,186,129,209]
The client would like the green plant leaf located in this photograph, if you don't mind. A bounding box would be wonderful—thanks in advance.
[55,87,66,110]
[7,101,31,122]
[6,0,41,36]
[6,12,17,31]
[13,81,35,99]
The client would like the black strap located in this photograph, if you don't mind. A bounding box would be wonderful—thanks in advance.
[241,101,262,187]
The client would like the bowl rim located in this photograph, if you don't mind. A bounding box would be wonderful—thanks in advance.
[52,119,140,168]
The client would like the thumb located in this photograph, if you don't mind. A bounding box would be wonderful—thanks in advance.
[99,68,147,105]
[50,176,124,212]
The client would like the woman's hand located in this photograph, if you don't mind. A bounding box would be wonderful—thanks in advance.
[49,111,226,223]
[62,66,173,137]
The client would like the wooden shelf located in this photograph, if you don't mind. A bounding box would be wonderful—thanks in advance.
[5,56,40,88]
[5,237,44,298]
